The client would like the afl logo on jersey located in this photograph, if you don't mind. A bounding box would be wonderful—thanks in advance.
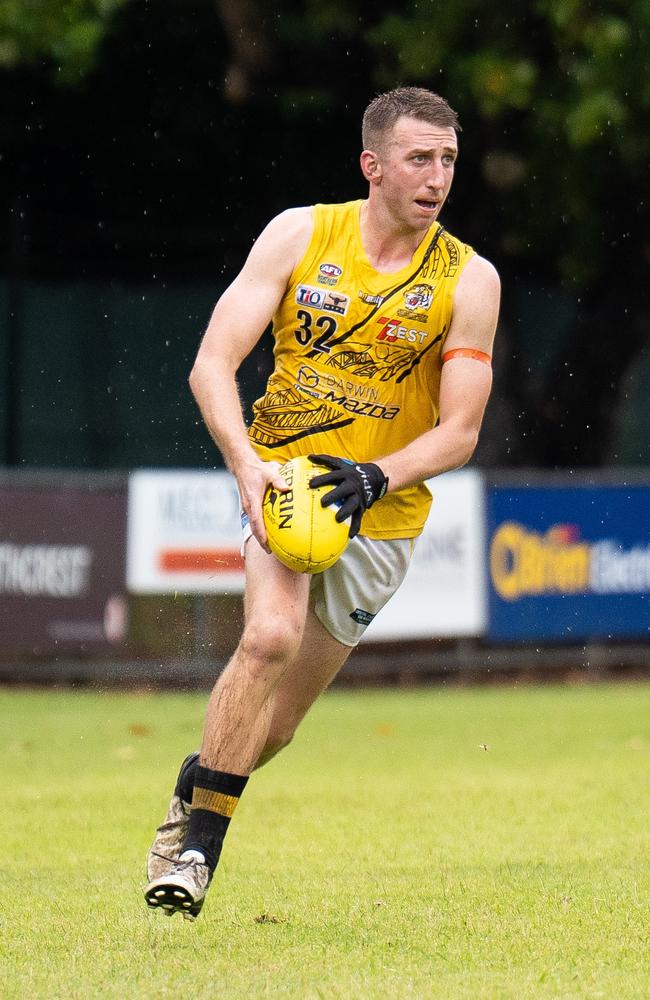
[320,263,342,278]
[318,263,343,286]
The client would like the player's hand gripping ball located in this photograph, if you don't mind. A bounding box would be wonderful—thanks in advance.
[263,456,350,573]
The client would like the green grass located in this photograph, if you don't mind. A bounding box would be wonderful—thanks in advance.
[1,682,648,999]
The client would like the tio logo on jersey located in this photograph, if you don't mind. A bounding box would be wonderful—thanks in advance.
[296,285,349,315]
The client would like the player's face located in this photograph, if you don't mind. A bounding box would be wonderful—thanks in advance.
[376,117,458,231]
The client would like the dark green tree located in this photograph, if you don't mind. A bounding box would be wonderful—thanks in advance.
[0,0,129,82]
[1,0,648,468]
[363,0,649,465]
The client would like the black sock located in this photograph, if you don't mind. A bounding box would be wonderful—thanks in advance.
[181,764,249,872]
[175,751,199,803]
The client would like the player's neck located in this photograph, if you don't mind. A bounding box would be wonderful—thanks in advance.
[359,199,432,274]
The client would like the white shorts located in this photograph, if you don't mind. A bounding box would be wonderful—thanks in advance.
[310,534,415,646]
[242,518,414,647]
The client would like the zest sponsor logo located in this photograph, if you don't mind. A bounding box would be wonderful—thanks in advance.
[375,316,428,344]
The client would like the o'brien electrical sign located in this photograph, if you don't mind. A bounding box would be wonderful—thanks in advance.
[487,484,650,642]
[0,480,128,652]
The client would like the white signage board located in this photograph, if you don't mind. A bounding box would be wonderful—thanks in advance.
[127,470,245,594]
[127,468,487,637]
[362,469,487,640]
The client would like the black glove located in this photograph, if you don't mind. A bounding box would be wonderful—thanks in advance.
[308,454,388,539]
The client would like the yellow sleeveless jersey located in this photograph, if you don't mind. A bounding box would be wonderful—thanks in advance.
[249,200,475,539]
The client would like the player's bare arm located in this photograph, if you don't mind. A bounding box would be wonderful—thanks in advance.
[189,207,313,546]
[377,254,500,490]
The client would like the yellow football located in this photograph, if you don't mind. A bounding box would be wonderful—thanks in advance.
[263,455,350,573]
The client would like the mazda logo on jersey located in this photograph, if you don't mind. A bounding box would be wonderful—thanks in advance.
[297,365,320,389]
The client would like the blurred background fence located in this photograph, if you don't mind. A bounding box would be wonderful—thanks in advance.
[1,466,648,685]
[2,276,649,472]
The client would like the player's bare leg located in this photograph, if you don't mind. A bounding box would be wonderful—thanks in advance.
[258,605,353,765]
[145,540,312,917]
[200,537,312,773]
[147,597,352,883]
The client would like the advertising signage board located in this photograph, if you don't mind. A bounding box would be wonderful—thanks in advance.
[0,479,128,652]
[127,470,245,594]
[364,469,487,640]
[487,484,650,642]
[127,469,487,640]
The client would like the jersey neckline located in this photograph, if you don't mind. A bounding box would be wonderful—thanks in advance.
[350,199,442,284]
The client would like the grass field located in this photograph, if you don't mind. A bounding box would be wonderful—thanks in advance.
[1,682,648,999]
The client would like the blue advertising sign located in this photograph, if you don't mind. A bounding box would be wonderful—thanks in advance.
[487,484,650,642]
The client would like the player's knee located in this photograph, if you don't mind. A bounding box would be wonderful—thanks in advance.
[239,616,303,677]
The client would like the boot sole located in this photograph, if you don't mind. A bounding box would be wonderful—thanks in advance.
[145,883,204,920]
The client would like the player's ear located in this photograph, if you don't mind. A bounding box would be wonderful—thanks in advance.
[360,150,382,185]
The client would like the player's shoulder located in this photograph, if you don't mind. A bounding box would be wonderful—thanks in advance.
[248,206,314,274]
[455,252,501,298]
[261,205,313,241]
[261,200,358,237]
[466,252,500,283]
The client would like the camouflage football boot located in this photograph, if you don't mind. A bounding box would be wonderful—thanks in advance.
[145,855,212,920]
[146,751,199,881]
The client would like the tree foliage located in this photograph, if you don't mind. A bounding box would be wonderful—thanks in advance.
[1,0,648,468]
[365,0,648,286]
[0,0,129,82]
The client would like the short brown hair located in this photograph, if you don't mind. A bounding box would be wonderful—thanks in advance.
[362,87,460,151]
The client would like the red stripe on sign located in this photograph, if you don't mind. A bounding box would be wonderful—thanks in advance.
[159,549,244,573]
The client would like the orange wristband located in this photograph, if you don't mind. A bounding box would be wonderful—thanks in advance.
[441,348,492,367]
